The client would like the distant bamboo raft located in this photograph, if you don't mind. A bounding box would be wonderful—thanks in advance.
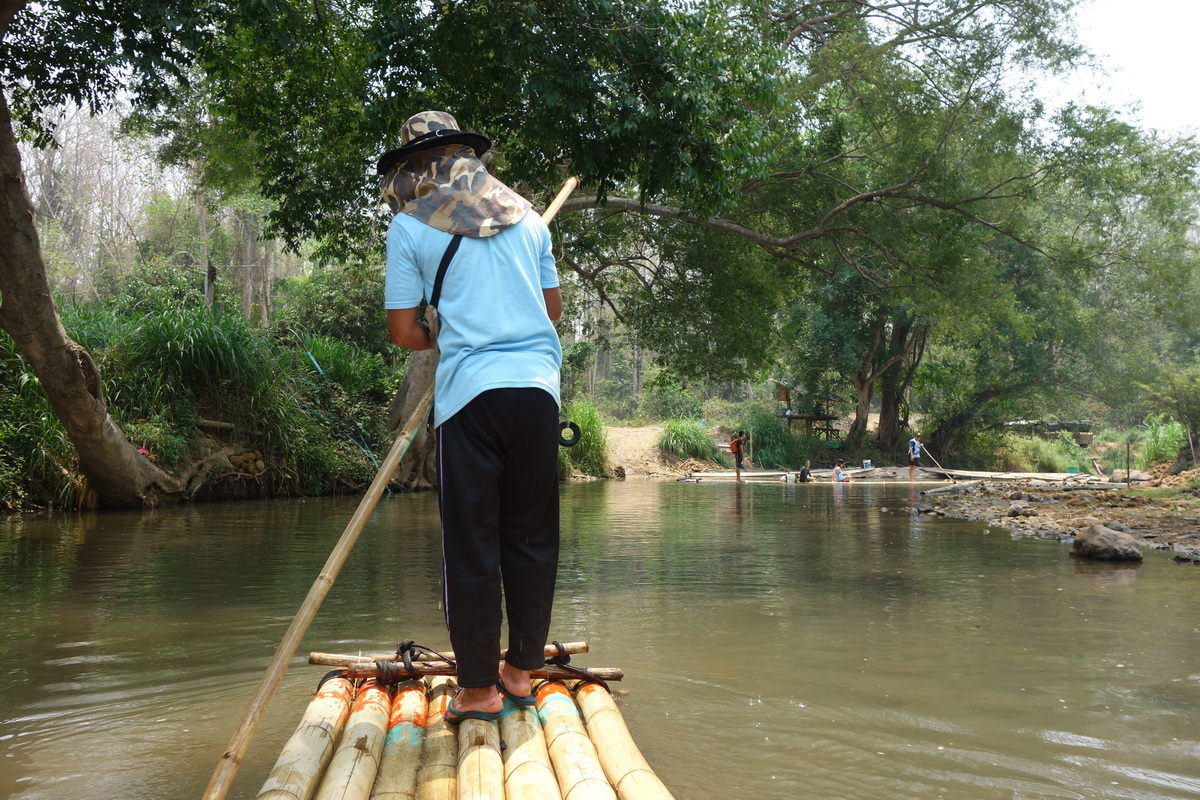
[258,649,672,800]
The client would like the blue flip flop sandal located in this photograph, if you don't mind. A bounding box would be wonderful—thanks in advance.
[496,676,537,707]
[445,693,502,724]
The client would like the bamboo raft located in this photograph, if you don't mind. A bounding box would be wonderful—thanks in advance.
[256,641,674,800]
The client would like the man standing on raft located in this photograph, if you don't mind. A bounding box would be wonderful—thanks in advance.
[380,111,563,723]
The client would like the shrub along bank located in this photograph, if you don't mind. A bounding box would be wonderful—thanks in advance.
[0,303,397,511]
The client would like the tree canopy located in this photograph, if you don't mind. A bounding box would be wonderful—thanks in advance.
[2,0,1198,508]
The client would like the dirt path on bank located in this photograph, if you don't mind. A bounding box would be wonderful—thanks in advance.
[604,425,724,478]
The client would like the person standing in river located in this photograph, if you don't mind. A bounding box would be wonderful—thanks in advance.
[731,431,747,481]
[380,111,563,723]
[908,433,922,481]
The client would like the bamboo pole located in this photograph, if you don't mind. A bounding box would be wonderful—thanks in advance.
[202,383,434,800]
[456,716,505,800]
[499,700,562,800]
[922,446,955,483]
[370,680,429,800]
[310,641,588,668]
[543,177,580,221]
[535,681,616,800]
[256,674,355,800]
[340,662,623,682]
[313,679,391,800]
[416,678,458,800]
[572,682,675,800]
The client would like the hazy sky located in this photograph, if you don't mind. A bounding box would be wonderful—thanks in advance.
[1044,0,1200,137]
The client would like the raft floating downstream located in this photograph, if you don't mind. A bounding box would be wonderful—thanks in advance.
[258,642,674,800]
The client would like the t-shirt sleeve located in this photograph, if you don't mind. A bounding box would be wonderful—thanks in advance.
[536,215,559,290]
[384,219,425,309]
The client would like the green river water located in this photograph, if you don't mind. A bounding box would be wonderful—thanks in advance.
[1,479,1197,799]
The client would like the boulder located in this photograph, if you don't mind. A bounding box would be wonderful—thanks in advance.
[1108,469,1152,483]
[1072,524,1143,562]
[1173,533,1200,559]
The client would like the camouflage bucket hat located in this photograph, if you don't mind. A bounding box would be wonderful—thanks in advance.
[378,111,530,238]
[375,111,490,175]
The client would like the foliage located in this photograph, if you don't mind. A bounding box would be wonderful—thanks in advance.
[92,259,211,315]
[7,0,1200,502]
[1,0,217,146]
[560,340,596,406]
[288,334,394,405]
[742,409,805,470]
[1137,414,1187,469]
[700,397,744,429]
[273,265,394,356]
[637,370,702,422]
[621,225,793,382]
[1142,365,1200,448]
[0,294,395,508]
[0,333,81,506]
[657,420,723,464]
[994,433,1090,474]
[557,398,608,479]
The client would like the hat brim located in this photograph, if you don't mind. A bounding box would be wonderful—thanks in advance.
[375,130,492,175]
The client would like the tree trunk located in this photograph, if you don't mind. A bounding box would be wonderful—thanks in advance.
[846,375,873,448]
[0,91,181,507]
[241,214,254,319]
[926,386,1006,453]
[877,324,927,450]
[844,324,907,450]
[385,349,438,490]
[197,186,214,311]
[259,241,271,327]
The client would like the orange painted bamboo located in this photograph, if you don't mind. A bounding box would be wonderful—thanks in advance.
[370,680,429,800]
[313,678,390,800]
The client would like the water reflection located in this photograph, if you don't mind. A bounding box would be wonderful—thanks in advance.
[1,482,1198,800]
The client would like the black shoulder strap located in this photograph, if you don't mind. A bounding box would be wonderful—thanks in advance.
[429,234,464,309]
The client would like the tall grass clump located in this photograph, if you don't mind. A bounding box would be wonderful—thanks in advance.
[558,398,609,478]
[995,432,1089,473]
[0,334,82,506]
[658,419,723,463]
[1137,414,1186,468]
[293,334,393,403]
[742,409,804,469]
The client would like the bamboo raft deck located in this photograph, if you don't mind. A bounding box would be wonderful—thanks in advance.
[257,643,673,800]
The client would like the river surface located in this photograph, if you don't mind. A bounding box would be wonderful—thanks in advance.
[1,479,1198,799]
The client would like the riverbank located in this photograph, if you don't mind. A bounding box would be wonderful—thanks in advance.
[603,425,1200,558]
[914,472,1200,557]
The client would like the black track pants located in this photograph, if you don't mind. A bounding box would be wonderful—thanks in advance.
[436,387,560,688]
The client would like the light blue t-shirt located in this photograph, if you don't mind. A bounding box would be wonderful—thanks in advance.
[909,437,921,457]
[384,210,562,428]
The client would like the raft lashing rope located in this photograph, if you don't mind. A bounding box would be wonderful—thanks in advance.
[259,640,674,800]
